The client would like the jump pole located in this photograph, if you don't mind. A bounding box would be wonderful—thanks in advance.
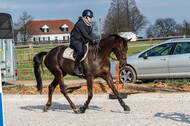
[0,68,4,126]
[109,57,127,99]
[115,59,120,92]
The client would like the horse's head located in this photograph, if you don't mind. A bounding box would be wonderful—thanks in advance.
[112,35,131,67]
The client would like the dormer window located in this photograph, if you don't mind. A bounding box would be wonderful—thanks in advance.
[41,25,49,32]
[61,24,69,32]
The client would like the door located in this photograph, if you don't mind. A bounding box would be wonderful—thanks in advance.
[136,43,175,79]
[169,42,190,78]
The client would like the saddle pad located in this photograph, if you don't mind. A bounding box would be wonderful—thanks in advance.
[62,43,88,61]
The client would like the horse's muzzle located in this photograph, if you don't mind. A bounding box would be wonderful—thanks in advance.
[119,59,127,68]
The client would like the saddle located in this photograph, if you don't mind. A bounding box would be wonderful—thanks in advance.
[62,43,88,61]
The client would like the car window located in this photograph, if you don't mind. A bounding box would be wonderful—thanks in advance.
[173,42,190,54]
[139,43,174,58]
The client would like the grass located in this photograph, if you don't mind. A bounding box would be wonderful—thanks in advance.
[167,80,190,87]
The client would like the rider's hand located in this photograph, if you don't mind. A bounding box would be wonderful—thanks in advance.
[93,39,99,44]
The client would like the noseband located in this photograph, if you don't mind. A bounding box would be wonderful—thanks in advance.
[115,43,127,60]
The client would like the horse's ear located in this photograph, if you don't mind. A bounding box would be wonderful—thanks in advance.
[127,38,132,42]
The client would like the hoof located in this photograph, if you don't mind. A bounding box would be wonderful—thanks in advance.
[74,109,82,114]
[79,107,86,113]
[124,105,130,111]
[43,106,48,112]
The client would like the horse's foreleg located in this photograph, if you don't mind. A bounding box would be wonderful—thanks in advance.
[44,78,58,112]
[102,73,130,111]
[80,77,93,113]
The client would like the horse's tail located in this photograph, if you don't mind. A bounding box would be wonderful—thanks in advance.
[33,52,48,94]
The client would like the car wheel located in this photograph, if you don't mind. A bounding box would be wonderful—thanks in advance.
[119,66,136,83]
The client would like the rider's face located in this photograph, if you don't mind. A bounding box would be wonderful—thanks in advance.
[86,16,92,22]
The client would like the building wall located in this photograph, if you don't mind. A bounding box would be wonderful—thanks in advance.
[17,32,70,42]
[29,33,70,42]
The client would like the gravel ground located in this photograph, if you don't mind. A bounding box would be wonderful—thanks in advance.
[3,92,190,126]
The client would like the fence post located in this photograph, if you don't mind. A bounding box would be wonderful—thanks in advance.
[0,68,5,126]
[183,35,186,38]
[29,44,33,61]
[150,36,153,45]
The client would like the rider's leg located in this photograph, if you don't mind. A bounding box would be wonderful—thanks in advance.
[73,42,84,76]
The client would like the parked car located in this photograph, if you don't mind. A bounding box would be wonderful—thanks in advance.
[110,38,190,83]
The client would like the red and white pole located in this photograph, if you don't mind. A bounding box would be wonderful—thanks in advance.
[0,68,4,126]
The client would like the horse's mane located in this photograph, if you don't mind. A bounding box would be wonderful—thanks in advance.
[100,34,127,47]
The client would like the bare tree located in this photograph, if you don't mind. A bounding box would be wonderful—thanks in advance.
[146,18,177,37]
[103,0,147,36]
[14,11,33,42]
[146,25,154,38]
[181,20,190,35]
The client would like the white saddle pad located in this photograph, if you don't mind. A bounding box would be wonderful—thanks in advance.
[63,43,88,61]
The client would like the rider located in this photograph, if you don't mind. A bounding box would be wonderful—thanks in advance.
[70,9,99,76]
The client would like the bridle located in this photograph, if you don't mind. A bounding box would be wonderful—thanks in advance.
[93,41,127,61]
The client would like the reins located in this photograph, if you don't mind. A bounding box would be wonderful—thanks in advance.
[93,42,127,61]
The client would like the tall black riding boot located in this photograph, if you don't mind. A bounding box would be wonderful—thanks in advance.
[73,53,83,76]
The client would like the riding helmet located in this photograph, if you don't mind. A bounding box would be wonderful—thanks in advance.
[82,9,94,18]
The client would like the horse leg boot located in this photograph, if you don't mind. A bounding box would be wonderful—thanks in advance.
[80,77,93,113]
[103,74,130,111]
[44,79,58,112]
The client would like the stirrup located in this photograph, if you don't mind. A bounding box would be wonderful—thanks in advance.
[74,71,85,79]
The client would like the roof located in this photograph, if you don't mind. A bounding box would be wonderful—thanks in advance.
[0,13,13,38]
[166,38,190,42]
[21,19,74,35]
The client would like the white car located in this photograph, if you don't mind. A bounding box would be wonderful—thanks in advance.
[110,38,190,83]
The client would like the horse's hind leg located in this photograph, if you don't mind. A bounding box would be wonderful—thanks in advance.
[44,78,58,112]
[102,73,130,112]
[56,75,80,113]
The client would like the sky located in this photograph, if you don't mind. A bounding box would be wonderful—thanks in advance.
[1,0,190,36]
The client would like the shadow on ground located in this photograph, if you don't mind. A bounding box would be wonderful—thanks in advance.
[154,112,190,124]
[20,102,102,112]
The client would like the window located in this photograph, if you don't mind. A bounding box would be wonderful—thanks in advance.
[41,25,49,33]
[63,36,69,40]
[48,37,50,41]
[173,42,190,54]
[140,43,174,58]
[61,24,69,32]
[44,28,49,32]
[33,37,35,41]
[55,36,58,41]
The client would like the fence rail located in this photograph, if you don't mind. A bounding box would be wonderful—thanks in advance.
[16,40,69,46]
[137,35,190,41]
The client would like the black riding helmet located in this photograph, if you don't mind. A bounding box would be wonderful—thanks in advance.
[82,9,94,18]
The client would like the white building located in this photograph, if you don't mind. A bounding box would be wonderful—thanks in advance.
[119,32,137,41]
[17,19,74,43]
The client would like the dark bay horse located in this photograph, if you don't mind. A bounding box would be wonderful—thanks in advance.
[33,34,131,113]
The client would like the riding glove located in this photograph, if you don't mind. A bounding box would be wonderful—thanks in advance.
[93,39,100,44]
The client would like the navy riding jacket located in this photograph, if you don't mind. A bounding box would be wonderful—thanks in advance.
[70,17,94,44]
